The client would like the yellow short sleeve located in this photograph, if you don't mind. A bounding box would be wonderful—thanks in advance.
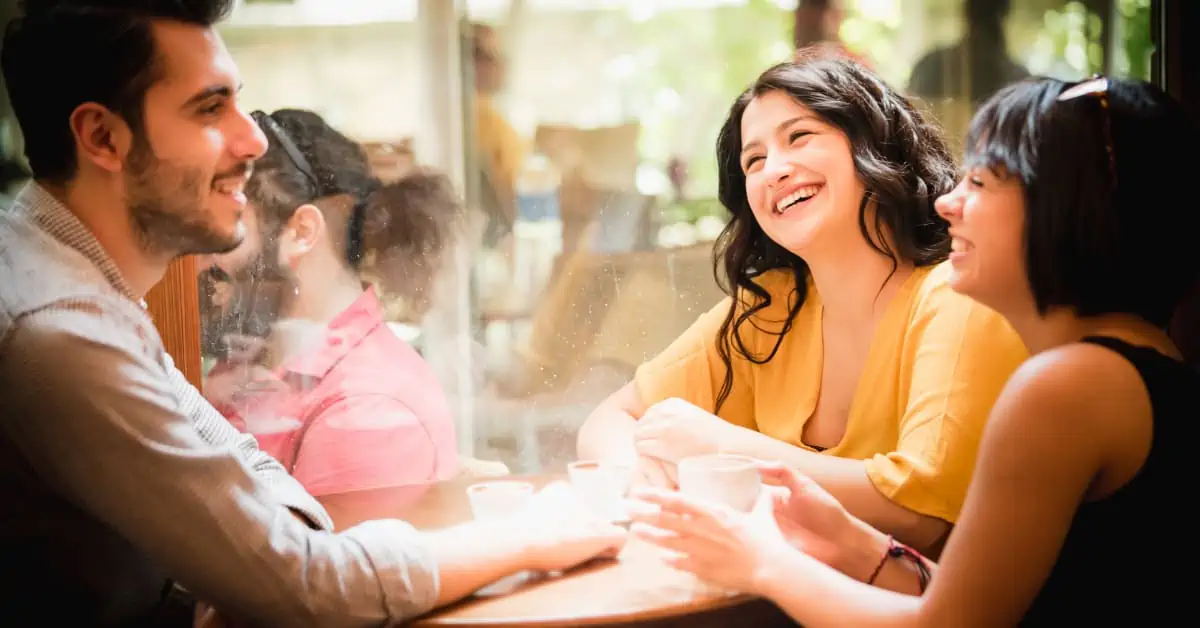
[864,268,1028,523]
[633,296,757,430]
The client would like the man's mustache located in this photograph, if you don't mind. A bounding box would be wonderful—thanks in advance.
[213,161,253,182]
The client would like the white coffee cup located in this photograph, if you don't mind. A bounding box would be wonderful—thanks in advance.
[677,453,762,513]
[675,454,763,596]
[567,460,633,522]
[466,480,535,520]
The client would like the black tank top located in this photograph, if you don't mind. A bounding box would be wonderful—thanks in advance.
[1021,337,1196,626]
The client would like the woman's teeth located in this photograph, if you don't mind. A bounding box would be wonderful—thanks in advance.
[775,184,821,214]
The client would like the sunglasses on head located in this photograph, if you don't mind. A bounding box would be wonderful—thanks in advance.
[250,110,321,197]
[1057,75,1117,190]
[248,110,371,266]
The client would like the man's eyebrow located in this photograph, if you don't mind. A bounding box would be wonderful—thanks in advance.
[181,83,242,109]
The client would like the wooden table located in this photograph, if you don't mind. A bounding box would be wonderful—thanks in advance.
[325,475,797,627]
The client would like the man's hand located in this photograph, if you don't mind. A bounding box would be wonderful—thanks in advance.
[505,481,629,572]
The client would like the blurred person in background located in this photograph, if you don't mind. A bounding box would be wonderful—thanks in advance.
[793,0,871,68]
[908,0,1028,105]
[470,22,527,246]
[201,108,463,500]
[908,0,1029,153]
[908,0,1029,149]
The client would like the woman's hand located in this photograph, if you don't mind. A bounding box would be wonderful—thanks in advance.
[756,462,873,577]
[632,454,678,489]
[627,486,792,595]
[633,398,739,465]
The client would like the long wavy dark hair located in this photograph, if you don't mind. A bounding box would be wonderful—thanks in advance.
[711,54,957,413]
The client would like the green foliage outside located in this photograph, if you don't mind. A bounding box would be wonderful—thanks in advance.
[632,0,1154,227]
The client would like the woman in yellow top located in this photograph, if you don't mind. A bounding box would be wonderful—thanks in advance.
[576,54,1028,553]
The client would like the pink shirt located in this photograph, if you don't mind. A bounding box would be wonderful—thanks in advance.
[211,288,458,496]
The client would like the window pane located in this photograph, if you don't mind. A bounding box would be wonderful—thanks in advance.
[459,0,1153,472]
[184,0,1154,484]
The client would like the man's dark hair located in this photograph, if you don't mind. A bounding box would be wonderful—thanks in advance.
[248,108,463,275]
[1,1,235,183]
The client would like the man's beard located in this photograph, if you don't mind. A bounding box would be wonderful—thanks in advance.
[200,233,298,360]
[124,134,246,258]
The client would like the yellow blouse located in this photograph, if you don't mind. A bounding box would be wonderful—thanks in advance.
[634,262,1028,523]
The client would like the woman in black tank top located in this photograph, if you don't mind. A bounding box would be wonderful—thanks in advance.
[626,75,1200,626]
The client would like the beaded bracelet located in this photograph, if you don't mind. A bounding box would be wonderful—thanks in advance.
[866,536,932,594]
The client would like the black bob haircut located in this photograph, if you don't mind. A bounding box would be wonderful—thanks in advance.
[966,76,1200,328]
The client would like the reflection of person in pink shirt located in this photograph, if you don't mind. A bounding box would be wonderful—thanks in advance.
[201,109,461,498]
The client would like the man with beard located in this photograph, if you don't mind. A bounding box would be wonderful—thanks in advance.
[200,108,460,500]
[0,2,624,626]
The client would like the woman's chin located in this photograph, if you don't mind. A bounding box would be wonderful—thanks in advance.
[946,268,979,298]
[764,227,818,258]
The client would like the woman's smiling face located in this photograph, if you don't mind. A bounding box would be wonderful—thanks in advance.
[739,89,867,260]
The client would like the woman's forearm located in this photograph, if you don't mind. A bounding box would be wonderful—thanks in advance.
[836,515,934,595]
[577,406,639,461]
[753,547,922,628]
[721,427,950,554]
[578,383,646,462]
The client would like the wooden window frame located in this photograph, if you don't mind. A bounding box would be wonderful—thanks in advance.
[144,256,204,390]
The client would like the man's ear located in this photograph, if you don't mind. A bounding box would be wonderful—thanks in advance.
[69,103,133,174]
[277,204,326,265]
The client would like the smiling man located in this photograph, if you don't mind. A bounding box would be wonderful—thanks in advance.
[0,2,623,626]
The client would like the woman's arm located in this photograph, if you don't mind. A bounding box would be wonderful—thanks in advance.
[833,511,934,595]
[577,383,677,487]
[577,381,645,462]
[771,348,1127,626]
[755,548,923,628]
[916,347,1143,625]
[577,295,746,471]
